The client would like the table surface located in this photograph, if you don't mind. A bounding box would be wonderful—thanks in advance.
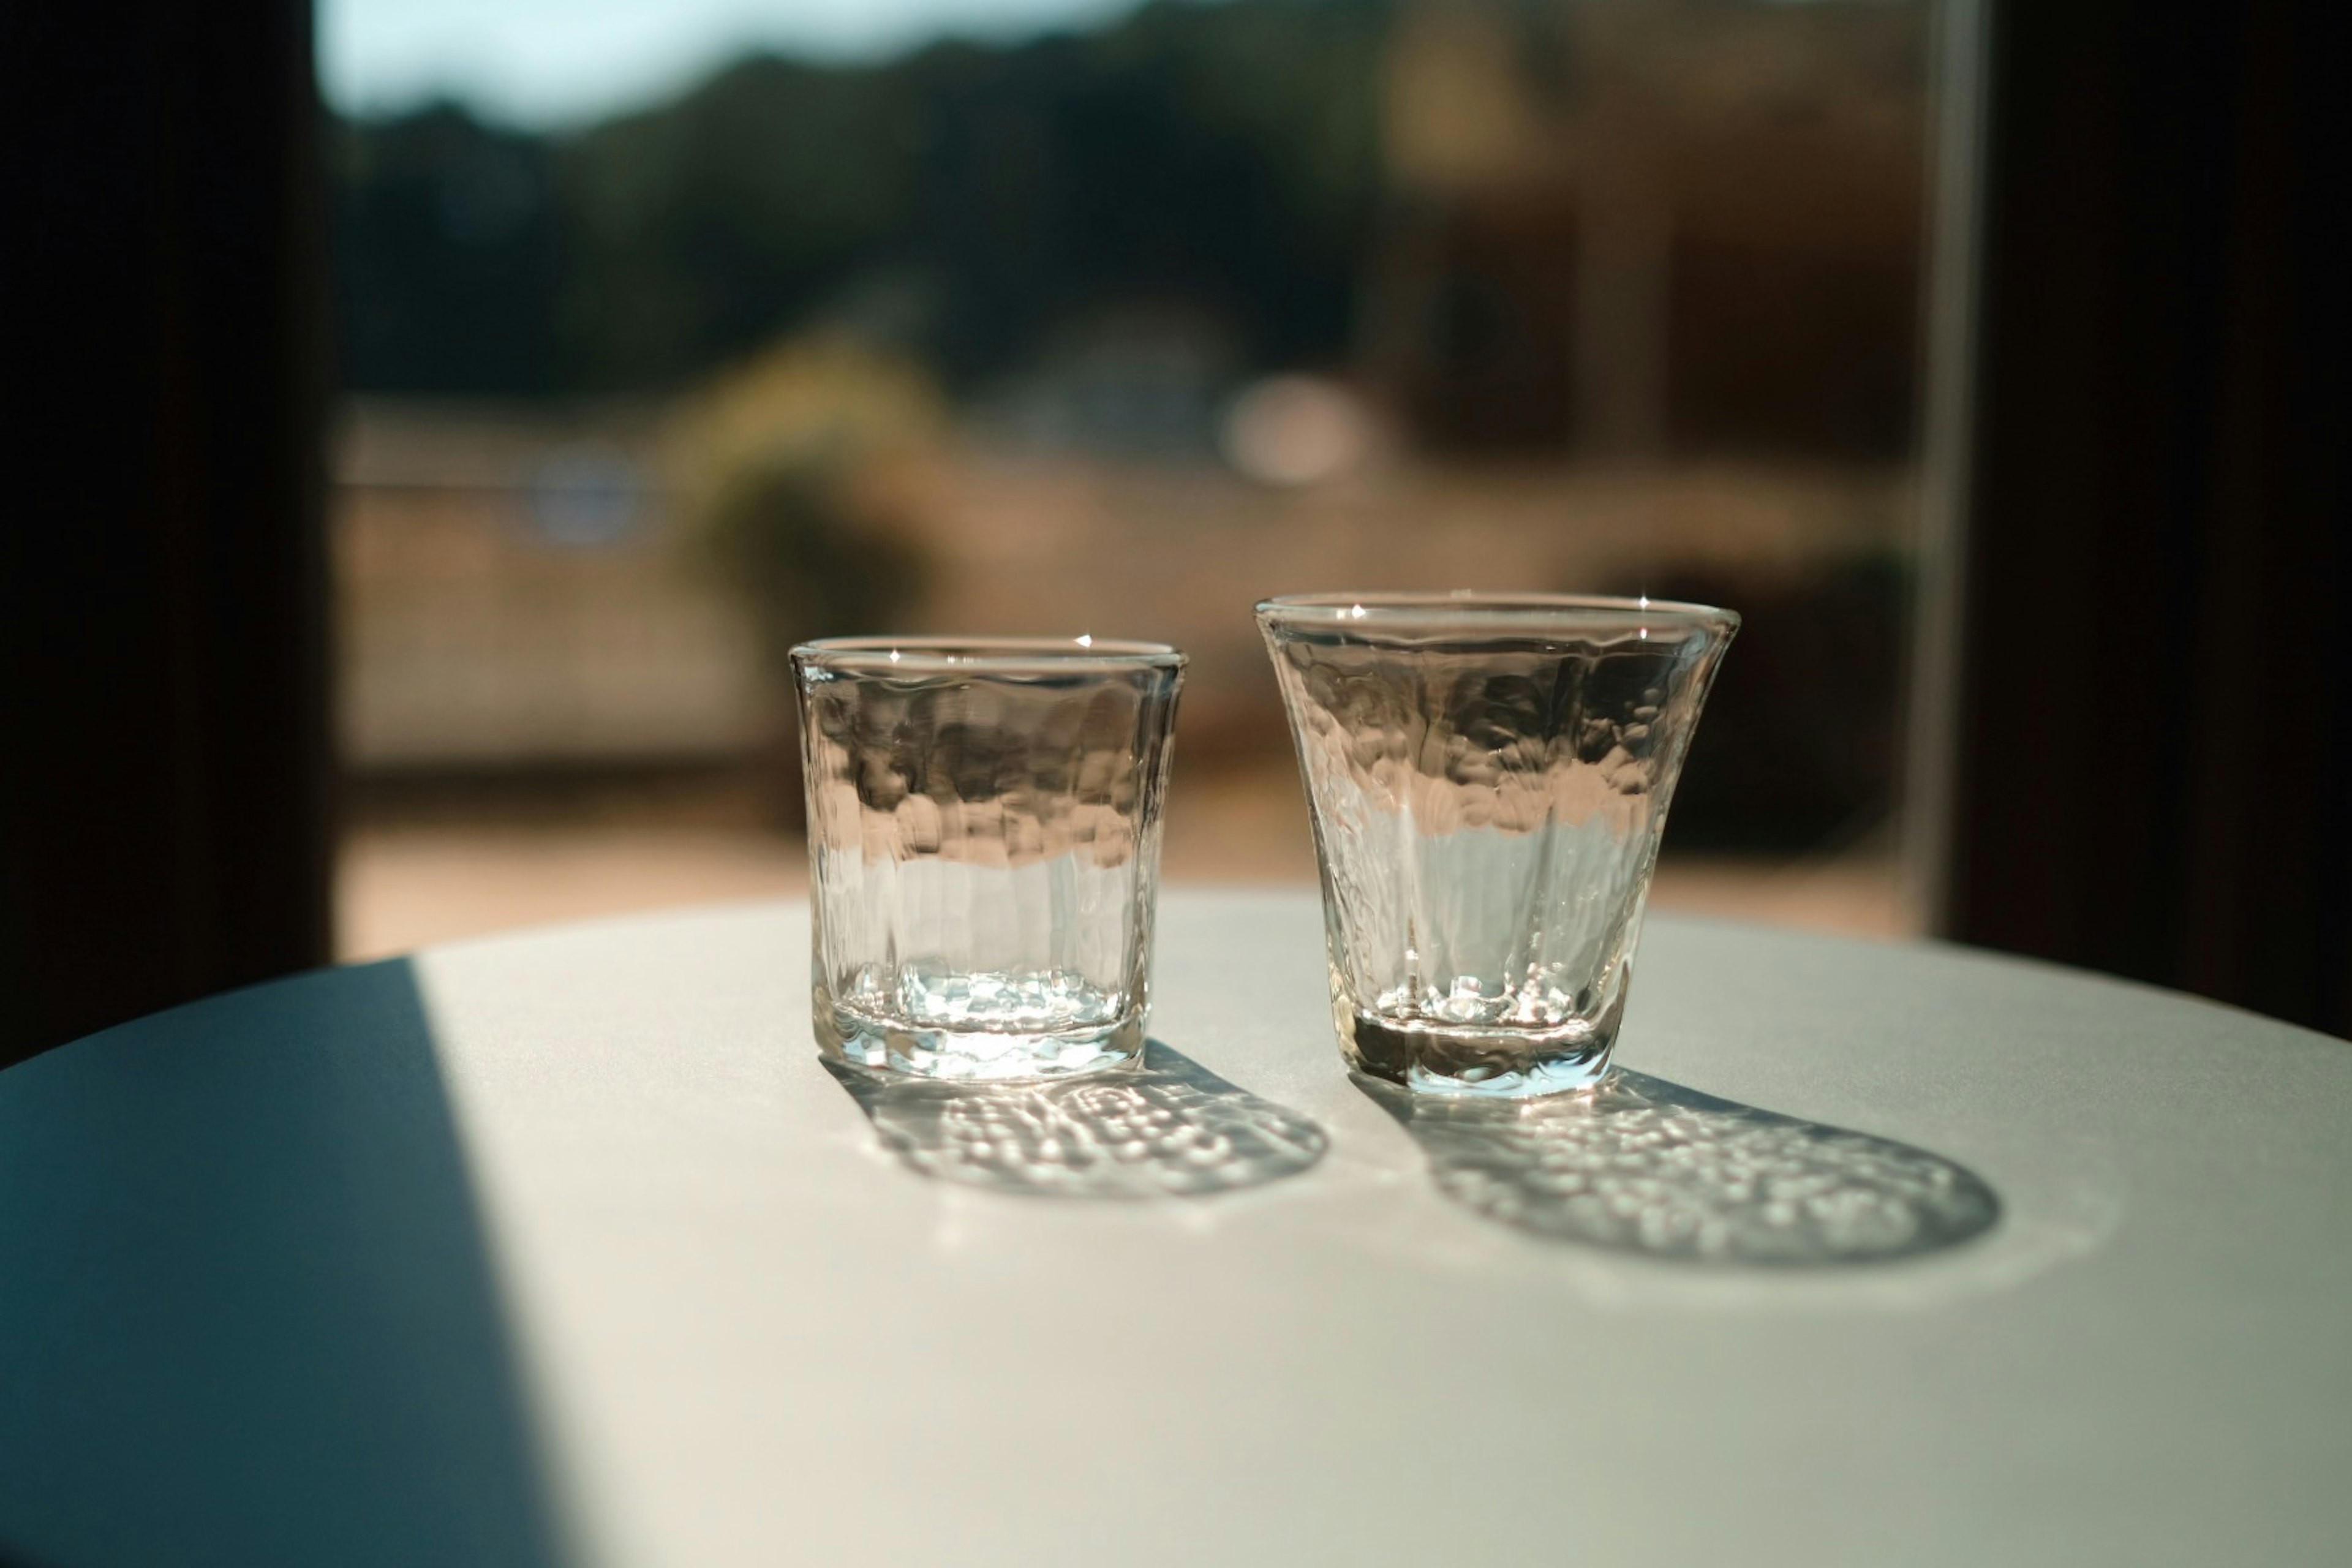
[3,891,2348,1567]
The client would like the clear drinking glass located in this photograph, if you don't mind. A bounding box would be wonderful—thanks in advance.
[791,636,1185,1080]
[1258,593,1738,1098]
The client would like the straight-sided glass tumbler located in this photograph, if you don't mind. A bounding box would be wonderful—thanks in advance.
[792,637,1185,1080]
[1259,594,1738,1098]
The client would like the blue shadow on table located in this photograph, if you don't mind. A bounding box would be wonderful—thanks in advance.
[826,1041,1327,1199]
[0,959,572,1568]
[1357,1069,2000,1266]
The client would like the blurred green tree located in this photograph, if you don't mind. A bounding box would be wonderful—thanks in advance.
[556,56,927,390]
[667,334,939,679]
[331,103,564,393]
[332,0,1392,398]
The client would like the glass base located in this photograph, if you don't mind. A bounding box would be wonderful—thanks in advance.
[1339,1008,1615,1098]
[816,1003,1144,1082]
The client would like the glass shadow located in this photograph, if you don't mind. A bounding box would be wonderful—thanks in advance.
[826,1040,1327,1199]
[1357,1069,1999,1266]
[0,959,571,1567]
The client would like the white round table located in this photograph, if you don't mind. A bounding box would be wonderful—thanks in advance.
[3,891,2347,1566]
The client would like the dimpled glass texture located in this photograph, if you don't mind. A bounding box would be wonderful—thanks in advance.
[791,638,1185,1080]
[1259,594,1738,1098]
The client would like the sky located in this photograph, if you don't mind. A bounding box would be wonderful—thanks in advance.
[319,0,1146,127]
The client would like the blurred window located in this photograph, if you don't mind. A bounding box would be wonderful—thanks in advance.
[325,0,1939,957]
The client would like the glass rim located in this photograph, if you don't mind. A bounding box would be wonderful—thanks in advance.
[1255,590,1738,635]
[791,634,1187,676]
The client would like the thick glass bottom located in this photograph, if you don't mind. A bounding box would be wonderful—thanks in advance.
[1339,1008,1615,1098]
[816,999,1144,1082]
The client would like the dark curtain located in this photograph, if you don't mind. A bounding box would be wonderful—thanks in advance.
[0,3,333,1066]
[1947,1,2350,1035]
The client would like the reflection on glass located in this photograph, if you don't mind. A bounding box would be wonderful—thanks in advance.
[1360,1069,1999,1266]
[825,1041,1327,1199]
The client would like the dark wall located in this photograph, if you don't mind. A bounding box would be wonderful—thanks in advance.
[1946,1,2350,1034]
[0,4,334,1065]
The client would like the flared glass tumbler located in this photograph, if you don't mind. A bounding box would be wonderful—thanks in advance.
[1259,593,1736,1097]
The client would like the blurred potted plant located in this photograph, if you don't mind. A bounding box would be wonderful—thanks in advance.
[668,333,938,824]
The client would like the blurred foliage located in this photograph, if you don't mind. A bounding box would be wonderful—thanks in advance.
[330,104,565,394]
[667,336,941,678]
[331,0,1394,398]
